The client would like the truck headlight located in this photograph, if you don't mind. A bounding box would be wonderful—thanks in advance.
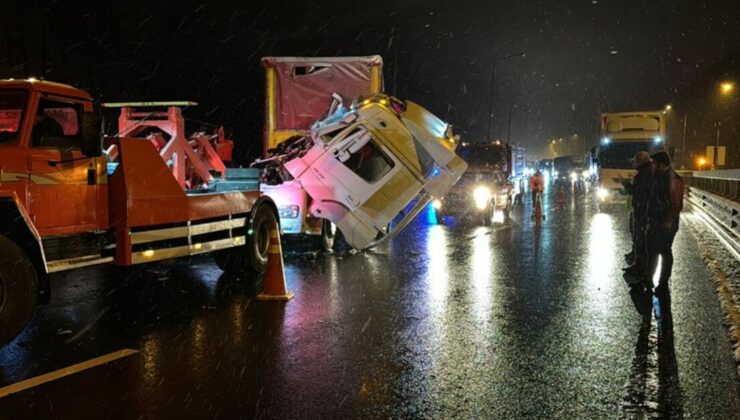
[278,205,300,219]
[473,186,492,210]
[597,187,609,201]
[432,199,443,210]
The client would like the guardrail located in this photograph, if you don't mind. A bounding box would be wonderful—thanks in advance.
[683,169,740,202]
[684,170,740,257]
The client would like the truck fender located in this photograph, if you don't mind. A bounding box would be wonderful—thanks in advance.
[0,195,51,304]
[249,196,280,230]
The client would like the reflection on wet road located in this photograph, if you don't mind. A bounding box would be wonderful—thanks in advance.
[0,189,738,419]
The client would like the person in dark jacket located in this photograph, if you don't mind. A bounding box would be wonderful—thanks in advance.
[623,151,654,282]
[646,151,684,294]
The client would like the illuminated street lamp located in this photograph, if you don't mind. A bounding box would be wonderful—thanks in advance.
[720,82,734,95]
[665,104,672,112]
[697,157,707,171]
[713,81,735,168]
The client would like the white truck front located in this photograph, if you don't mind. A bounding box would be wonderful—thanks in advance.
[596,111,666,200]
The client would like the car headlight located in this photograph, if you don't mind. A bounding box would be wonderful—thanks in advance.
[570,171,578,181]
[597,187,609,200]
[278,205,300,219]
[432,199,443,210]
[582,170,590,178]
[473,186,492,209]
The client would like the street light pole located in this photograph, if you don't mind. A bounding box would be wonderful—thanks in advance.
[486,51,526,142]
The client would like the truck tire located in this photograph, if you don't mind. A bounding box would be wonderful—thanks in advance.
[0,235,38,347]
[214,204,277,277]
[307,219,336,252]
[332,228,353,255]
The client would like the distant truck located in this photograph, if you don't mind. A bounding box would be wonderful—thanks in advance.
[0,79,279,347]
[257,56,467,251]
[433,142,514,225]
[552,155,588,183]
[596,111,666,200]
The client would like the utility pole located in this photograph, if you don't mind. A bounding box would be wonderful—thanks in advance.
[681,112,688,167]
[486,51,526,142]
[506,103,513,144]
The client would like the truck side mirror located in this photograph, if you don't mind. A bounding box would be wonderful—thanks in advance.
[81,112,102,157]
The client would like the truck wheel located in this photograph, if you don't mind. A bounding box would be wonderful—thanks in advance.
[323,220,338,252]
[0,235,38,347]
[215,204,277,277]
[246,204,276,275]
[332,229,353,255]
[306,219,336,252]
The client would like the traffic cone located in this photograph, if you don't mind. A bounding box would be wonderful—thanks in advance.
[256,221,294,302]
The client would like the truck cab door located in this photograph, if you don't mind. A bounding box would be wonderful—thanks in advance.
[306,124,401,247]
[27,96,98,234]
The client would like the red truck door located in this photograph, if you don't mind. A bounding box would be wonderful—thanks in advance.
[26,95,98,234]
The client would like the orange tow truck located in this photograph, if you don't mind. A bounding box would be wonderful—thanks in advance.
[0,79,279,347]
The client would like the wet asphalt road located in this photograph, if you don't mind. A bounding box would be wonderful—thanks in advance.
[1,186,739,419]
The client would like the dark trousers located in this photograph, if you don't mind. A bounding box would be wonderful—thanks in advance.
[633,219,649,267]
[647,223,678,285]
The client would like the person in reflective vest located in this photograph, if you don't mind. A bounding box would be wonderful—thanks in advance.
[529,170,544,206]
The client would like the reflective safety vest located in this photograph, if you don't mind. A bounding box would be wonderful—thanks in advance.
[530,175,544,192]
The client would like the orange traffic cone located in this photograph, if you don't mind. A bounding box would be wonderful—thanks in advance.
[256,221,294,302]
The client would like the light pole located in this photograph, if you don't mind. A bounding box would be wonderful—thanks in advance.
[486,51,526,142]
[714,81,735,168]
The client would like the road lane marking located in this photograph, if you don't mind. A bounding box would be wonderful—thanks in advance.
[0,348,139,399]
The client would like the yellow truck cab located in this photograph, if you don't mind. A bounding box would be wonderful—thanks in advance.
[257,57,467,251]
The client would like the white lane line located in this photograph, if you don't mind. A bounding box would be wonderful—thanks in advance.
[0,348,139,399]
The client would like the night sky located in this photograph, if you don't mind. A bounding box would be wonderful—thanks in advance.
[2,0,739,160]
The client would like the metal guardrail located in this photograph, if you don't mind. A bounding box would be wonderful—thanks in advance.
[683,169,740,202]
[686,187,740,243]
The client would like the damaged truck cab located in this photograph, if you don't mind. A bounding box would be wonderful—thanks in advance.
[258,57,468,250]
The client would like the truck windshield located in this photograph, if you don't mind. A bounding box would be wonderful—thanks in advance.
[598,141,658,169]
[0,90,28,144]
[459,145,507,169]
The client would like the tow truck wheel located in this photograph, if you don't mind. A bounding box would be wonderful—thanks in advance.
[0,235,38,347]
[214,204,276,277]
[246,204,276,275]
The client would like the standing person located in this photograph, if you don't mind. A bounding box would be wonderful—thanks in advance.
[646,151,684,294]
[529,170,544,207]
[623,151,654,282]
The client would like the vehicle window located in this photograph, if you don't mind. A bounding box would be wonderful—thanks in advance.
[341,139,395,183]
[0,90,28,144]
[32,97,82,149]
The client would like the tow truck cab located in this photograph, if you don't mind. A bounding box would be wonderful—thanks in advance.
[0,79,276,348]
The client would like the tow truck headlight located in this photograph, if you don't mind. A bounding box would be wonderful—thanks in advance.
[278,205,300,219]
[597,187,609,201]
[473,186,492,210]
[432,199,443,210]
